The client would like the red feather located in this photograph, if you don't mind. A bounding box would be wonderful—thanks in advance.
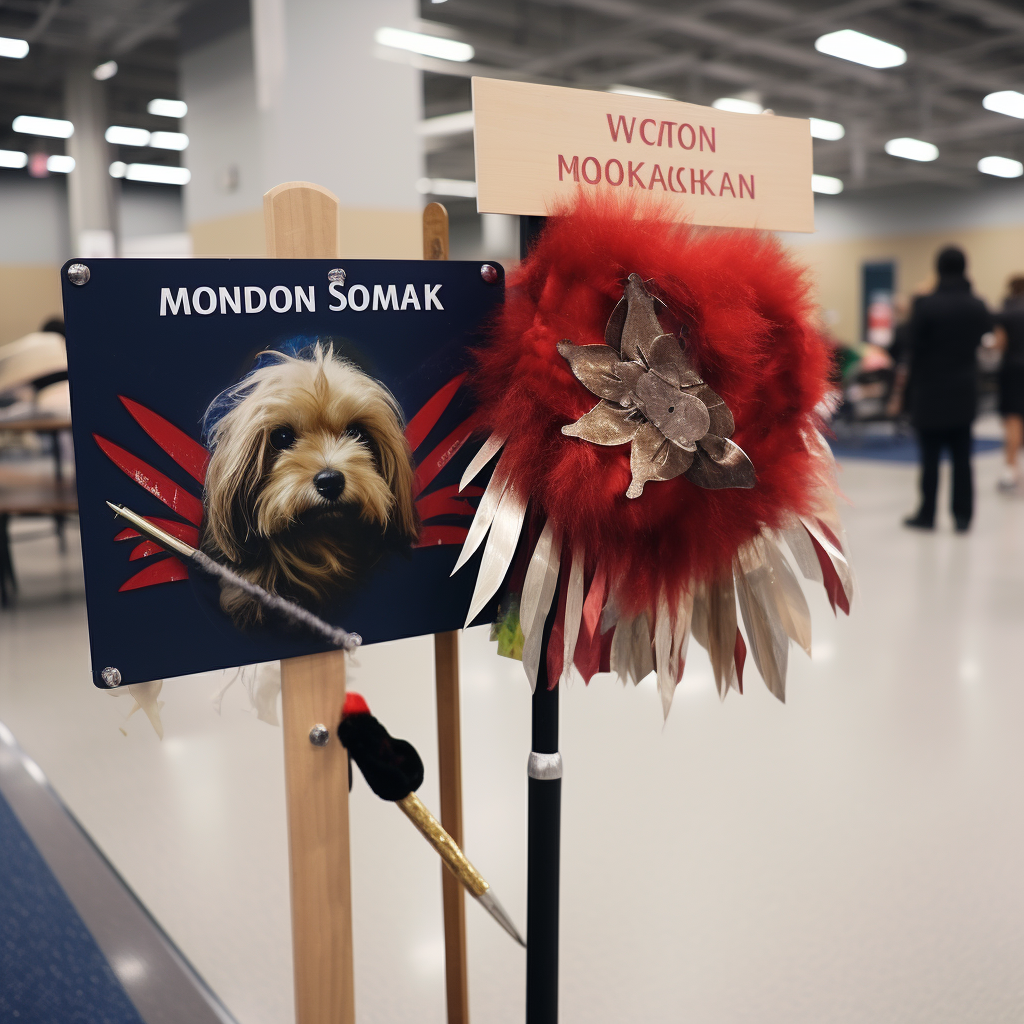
[470,195,832,619]
[119,556,189,591]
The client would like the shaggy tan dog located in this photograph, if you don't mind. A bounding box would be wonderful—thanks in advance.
[200,344,418,626]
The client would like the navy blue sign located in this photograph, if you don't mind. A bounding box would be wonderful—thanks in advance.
[61,258,503,687]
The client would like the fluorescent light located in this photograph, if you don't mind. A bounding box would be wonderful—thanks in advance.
[105,125,151,146]
[608,84,673,100]
[416,176,477,198]
[982,90,1024,119]
[150,131,188,151]
[812,173,844,194]
[0,149,27,168]
[46,155,74,173]
[884,137,938,162]
[13,115,74,139]
[712,97,763,115]
[815,29,906,69]
[147,98,187,118]
[374,27,474,62]
[418,110,474,137]
[809,117,845,141]
[0,36,29,59]
[978,155,1023,179]
[115,162,191,185]
[92,60,118,80]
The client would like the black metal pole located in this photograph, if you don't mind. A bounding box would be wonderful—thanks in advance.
[520,214,561,1024]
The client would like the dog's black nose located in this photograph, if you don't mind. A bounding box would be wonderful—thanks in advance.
[314,469,346,501]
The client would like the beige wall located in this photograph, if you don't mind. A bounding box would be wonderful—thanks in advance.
[190,205,422,259]
[0,264,63,346]
[788,222,1024,345]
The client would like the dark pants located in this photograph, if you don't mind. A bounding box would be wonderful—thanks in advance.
[916,425,973,525]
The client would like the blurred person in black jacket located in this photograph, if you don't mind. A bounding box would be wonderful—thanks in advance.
[993,275,1024,492]
[903,247,992,533]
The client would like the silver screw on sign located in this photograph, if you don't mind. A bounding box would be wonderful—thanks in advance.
[101,667,122,688]
[480,263,499,284]
[308,724,330,747]
[67,263,91,286]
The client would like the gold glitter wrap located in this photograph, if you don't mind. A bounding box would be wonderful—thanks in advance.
[397,793,489,898]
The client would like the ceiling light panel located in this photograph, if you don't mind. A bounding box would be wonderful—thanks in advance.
[46,155,75,173]
[884,137,938,161]
[815,29,906,69]
[809,117,845,141]
[92,60,117,81]
[978,155,1023,178]
[111,162,191,185]
[150,131,188,151]
[712,97,763,115]
[0,36,29,59]
[375,27,474,62]
[148,99,188,118]
[811,174,844,194]
[982,91,1024,119]
[13,115,74,138]
[0,149,27,168]
[105,125,151,146]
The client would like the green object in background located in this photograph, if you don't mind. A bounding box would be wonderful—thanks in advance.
[490,594,525,661]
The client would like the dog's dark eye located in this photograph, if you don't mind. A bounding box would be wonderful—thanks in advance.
[346,423,371,444]
[269,426,296,450]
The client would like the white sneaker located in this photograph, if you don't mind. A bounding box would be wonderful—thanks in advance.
[997,468,1020,493]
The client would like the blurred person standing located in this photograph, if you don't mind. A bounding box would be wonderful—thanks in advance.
[903,247,992,533]
[993,275,1024,492]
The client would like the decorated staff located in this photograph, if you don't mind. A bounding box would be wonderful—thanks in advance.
[338,693,525,947]
[456,197,852,713]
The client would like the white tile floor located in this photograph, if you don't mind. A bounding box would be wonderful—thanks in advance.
[2,446,1023,1024]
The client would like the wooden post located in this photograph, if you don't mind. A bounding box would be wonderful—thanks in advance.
[266,181,355,1024]
[423,201,471,1024]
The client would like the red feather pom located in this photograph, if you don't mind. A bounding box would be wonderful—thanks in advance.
[471,196,832,618]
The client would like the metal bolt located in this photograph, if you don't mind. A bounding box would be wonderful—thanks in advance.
[101,667,122,688]
[67,263,90,286]
[328,268,346,284]
[309,724,330,747]
[480,263,499,284]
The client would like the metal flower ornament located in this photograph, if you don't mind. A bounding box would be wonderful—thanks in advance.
[558,273,755,497]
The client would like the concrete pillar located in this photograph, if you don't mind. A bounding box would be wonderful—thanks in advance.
[64,57,118,256]
[182,0,422,258]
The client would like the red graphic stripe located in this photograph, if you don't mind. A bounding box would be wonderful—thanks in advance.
[415,525,469,548]
[414,483,483,522]
[94,434,203,526]
[129,540,164,561]
[120,396,210,484]
[404,373,467,453]
[114,518,199,546]
[412,418,474,497]
[119,556,189,591]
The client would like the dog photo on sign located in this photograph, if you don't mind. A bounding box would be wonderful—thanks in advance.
[200,342,419,628]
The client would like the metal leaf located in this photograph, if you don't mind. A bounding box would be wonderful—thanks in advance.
[620,273,666,363]
[685,434,756,490]
[561,544,586,685]
[646,333,703,388]
[707,575,739,699]
[557,342,637,403]
[627,422,694,498]
[460,430,507,492]
[634,372,710,448]
[464,482,528,627]
[562,400,643,446]
[735,556,788,702]
[763,537,812,656]
[521,519,562,693]
[604,294,628,353]
[686,383,735,438]
[452,450,511,574]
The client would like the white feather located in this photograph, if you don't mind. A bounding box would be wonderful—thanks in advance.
[464,483,528,627]
[654,592,675,717]
[459,431,507,492]
[521,520,562,692]
[763,536,812,656]
[560,544,586,686]
[452,450,511,575]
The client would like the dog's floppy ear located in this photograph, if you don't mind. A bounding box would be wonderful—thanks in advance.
[203,408,269,563]
[373,410,419,544]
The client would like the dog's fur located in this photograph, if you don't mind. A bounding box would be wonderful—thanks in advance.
[200,344,418,627]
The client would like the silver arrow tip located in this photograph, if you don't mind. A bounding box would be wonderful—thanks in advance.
[476,888,526,948]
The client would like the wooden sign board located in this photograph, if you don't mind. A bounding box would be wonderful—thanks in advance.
[472,77,814,233]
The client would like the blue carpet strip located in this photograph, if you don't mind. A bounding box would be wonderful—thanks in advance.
[828,435,1002,464]
[0,788,145,1024]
